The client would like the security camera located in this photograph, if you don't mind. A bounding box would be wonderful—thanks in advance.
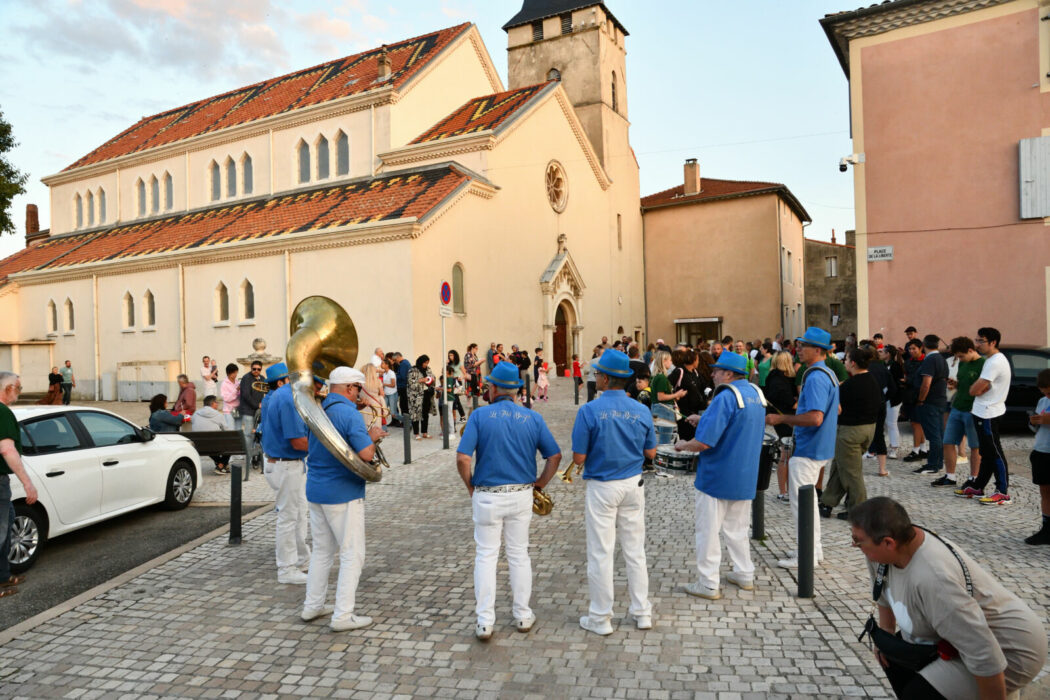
[838,153,865,172]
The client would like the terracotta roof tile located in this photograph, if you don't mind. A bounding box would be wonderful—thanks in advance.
[0,166,470,280]
[410,82,553,144]
[641,178,811,223]
[63,24,472,172]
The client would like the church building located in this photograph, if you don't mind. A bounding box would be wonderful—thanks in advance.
[0,1,645,396]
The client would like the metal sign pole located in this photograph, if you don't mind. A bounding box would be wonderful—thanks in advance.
[441,313,449,449]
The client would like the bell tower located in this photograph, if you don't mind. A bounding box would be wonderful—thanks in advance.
[503,1,629,167]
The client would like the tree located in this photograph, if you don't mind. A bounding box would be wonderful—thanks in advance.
[0,108,28,236]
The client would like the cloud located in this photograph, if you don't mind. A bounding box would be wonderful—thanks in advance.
[441,2,469,19]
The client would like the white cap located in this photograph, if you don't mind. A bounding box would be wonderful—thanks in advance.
[328,366,365,386]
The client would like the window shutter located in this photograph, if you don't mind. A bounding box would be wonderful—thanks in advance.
[1019,136,1050,218]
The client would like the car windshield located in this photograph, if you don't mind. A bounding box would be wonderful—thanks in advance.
[77,412,138,447]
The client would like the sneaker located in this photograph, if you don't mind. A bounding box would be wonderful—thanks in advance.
[902,451,925,463]
[818,504,832,519]
[784,549,824,564]
[277,568,308,585]
[954,486,984,499]
[863,452,875,460]
[726,571,754,591]
[978,492,1011,506]
[330,615,373,632]
[683,582,722,600]
[777,556,822,569]
[301,606,334,622]
[475,623,493,640]
[913,465,941,475]
[514,615,536,632]
[775,493,790,503]
[630,613,652,630]
[930,475,956,487]
[579,615,614,636]
[836,511,850,520]
[887,447,899,460]
[1024,526,1050,545]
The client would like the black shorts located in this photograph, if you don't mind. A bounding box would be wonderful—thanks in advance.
[1032,450,1050,485]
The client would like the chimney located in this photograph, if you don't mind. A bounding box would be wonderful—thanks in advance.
[683,158,700,196]
[25,204,47,247]
[831,228,836,244]
[845,229,856,247]
[377,46,392,81]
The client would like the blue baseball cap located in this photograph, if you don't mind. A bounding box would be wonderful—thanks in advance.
[711,352,747,375]
[593,349,632,377]
[796,327,833,351]
[486,362,523,389]
[265,362,289,383]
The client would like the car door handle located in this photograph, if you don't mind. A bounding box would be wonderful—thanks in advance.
[102,460,119,466]
[45,470,65,477]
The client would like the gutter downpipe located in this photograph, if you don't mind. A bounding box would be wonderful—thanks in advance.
[92,274,101,400]
[801,220,812,334]
[641,206,650,343]
[178,263,187,372]
[777,200,784,338]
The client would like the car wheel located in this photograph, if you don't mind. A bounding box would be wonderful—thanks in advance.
[164,459,196,510]
[9,502,47,573]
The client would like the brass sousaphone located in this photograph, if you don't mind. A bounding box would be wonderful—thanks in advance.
[286,296,382,483]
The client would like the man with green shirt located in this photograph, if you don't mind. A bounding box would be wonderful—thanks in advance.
[931,337,984,488]
[59,360,75,405]
[757,342,774,387]
[795,352,849,388]
[0,372,38,595]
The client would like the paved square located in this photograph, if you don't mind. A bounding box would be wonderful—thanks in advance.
[1,379,1048,699]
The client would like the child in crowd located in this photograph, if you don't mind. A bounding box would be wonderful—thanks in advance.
[1027,369,1050,545]
[536,361,550,401]
[572,354,582,388]
[635,371,652,409]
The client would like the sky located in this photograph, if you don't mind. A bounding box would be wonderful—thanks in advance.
[0,0,859,261]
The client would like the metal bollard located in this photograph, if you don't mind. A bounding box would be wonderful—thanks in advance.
[751,492,765,541]
[524,373,532,409]
[797,484,815,598]
[403,418,412,465]
[574,377,579,405]
[229,464,242,545]
[472,393,478,411]
[441,398,450,449]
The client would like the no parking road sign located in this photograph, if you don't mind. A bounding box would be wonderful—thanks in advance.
[439,281,453,317]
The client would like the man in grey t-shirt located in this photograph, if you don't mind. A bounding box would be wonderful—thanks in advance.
[850,497,1046,698]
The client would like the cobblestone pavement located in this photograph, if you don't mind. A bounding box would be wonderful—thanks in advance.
[2,383,1048,699]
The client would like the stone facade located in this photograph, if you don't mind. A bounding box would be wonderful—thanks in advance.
[804,231,857,345]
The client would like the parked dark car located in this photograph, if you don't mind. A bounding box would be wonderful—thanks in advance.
[1000,346,1050,431]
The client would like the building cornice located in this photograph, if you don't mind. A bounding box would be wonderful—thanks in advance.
[820,0,1014,76]
[379,132,497,167]
[641,185,811,224]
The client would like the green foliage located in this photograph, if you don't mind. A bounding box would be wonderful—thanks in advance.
[0,108,28,236]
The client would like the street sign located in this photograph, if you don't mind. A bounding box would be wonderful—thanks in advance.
[440,281,452,306]
[867,246,894,262]
[439,306,453,318]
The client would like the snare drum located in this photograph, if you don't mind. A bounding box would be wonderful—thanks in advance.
[654,445,697,474]
[757,435,778,492]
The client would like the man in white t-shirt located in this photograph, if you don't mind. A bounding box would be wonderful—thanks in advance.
[381,359,402,428]
[370,347,384,368]
[955,327,1012,505]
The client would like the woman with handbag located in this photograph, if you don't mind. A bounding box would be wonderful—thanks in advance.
[407,355,436,440]
[851,497,1046,699]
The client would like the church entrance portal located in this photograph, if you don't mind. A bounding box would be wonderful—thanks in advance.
[554,303,569,377]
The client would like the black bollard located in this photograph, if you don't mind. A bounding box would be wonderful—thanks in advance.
[472,392,478,411]
[574,377,579,405]
[403,418,412,465]
[751,492,765,541]
[441,397,450,449]
[524,373,532,409]
[229,464,242,545]
[798,484,815,598]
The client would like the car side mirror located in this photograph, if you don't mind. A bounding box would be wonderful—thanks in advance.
[138,427,156,442]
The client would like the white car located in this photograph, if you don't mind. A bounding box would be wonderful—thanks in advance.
[7,406,202,572]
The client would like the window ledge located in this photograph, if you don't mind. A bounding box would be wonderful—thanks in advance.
[142,327,156,333]
[238,320,256,327]
[121,328,135,334]
[46,332,58,338]
[62,331,75,337]
[213,322,231,329]
[454,312,466,318]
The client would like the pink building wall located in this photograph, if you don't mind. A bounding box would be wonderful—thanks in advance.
[859,7,1050,345]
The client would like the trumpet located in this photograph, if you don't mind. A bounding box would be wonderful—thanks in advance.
[559,460,584,483]
[252,380,271,394]
[532,487,553,516]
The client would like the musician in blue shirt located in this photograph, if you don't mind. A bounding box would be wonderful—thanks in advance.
[570,349,657,636]
[259,362,311,585]
[674,352,765,600]
[302,367,386,633]
[456,362,562,641]
[766,327,840,570]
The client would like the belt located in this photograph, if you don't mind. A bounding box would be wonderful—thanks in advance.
[265,456,304,463]
[474,483,533,494]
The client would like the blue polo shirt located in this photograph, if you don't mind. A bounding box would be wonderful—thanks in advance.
[306,393,374,504]
[457,396,560,486]
[396,359,411,389]
[571,389,656,481]
[694,380,766,500]
[793,362,839,460]
[260,383,308,460]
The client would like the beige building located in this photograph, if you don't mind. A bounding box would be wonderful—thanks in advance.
[0,2,647,396]
[641,159,810,346]
[804,230,857,344]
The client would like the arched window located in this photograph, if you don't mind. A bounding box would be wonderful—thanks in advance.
[86,191,94,227]
[210,161,220,201]
[452,264,465,314]
[336,131,349,176]
[163,172,173,210]
[240,279,255,320]
[316,135,330,180]
[137,178,146,216]
[143,290,156,327]
[297,140,310,184]
[149,175,159,214]
[241,153,253,195]
[611,71,618,112]
[225,156,236,197]
[64,298,74,332]
[98,188,106,224]
[123,292,135,329]
[547,68,561,81]
[46,300,57,333]
[215,282,229,322]
[74,194,83,229]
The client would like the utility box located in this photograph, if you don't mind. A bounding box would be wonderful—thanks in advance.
[116,361,180,402]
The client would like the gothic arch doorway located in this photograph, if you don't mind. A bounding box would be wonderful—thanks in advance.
[553,299,577,377]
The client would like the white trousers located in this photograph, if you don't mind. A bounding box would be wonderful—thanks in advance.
[694,490,753,589]
[304,500,365,623]
[472,489,533,626]
[788,456,828,565]
[884,401,901,448]
[263,458,310,571]
[584,477,651,622]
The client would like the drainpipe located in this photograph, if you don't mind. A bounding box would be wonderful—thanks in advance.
[641,207,649,343]
[776,201,784,338]
[801,220,811,332]
[92,274,101,400]
[269,129,275,194]
[284,250,292,347]
[370,104,376,175]
[178,263,187,372]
